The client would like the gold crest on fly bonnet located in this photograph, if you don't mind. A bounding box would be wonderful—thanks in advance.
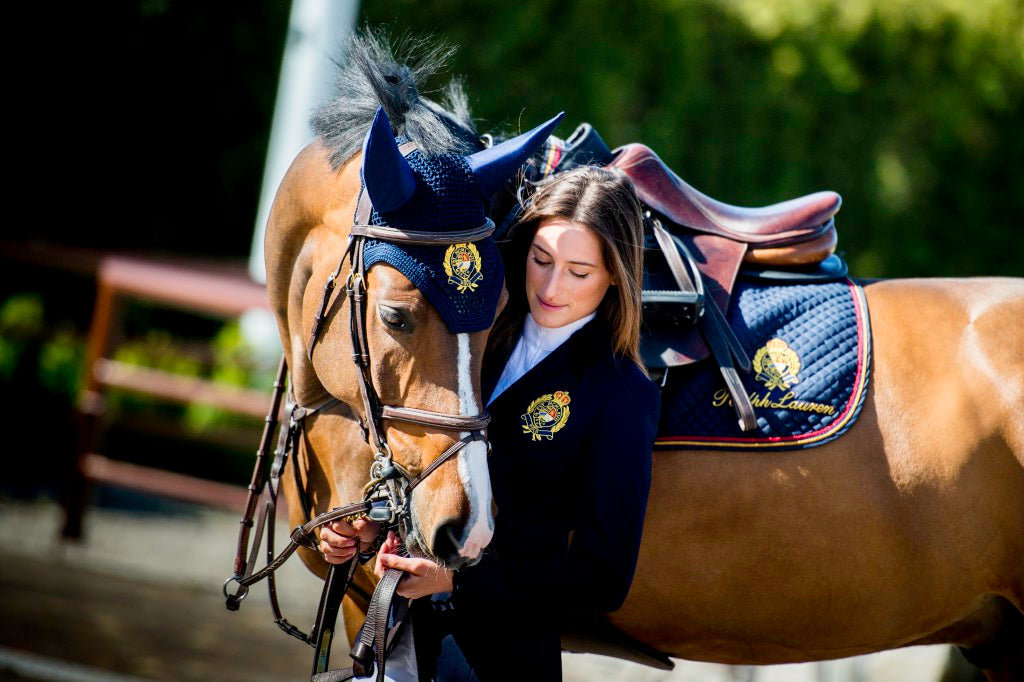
[442,243,484,293]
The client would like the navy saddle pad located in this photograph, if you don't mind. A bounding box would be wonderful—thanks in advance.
[656,278,871,450]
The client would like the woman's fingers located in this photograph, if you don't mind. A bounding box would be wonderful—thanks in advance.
[327,519,358,537]
[350,519,382,545]
[319,537,357,564]
[317,518,386,566]
[320,525,358,548]
[373,531,402,578]
[389,561,454,599]
[368,538,455,598]
[320,519,382,554]
[379,530,399,554]
[319,524,358,564]
[373,549,389,578]
[378,553,426,576]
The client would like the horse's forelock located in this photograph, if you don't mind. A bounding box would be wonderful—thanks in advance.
[311,28,479,169]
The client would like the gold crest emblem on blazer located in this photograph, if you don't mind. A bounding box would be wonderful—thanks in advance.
[521,391,571,441]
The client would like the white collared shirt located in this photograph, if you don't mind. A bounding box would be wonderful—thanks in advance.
[487,311,596,406]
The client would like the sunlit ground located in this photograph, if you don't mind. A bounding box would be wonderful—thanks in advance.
[0,497,957,682]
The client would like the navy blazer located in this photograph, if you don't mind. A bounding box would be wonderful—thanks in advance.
[441,316,659,677]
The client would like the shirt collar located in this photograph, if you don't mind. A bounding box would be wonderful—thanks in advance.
[521,311,597,353]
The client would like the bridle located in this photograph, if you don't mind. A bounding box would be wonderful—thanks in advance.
[306,180,496,531]
[225,142,497,681]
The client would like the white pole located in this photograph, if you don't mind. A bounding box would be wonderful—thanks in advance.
[248,0,360,284]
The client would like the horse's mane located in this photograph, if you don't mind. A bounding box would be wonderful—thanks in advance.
[312,28,479,169]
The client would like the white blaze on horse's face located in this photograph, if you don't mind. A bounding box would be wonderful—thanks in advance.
[455,332,494,559]
[360,265,494,568]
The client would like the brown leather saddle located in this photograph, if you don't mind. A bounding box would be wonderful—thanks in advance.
[520,125,845,432]
[604,143,844,431]
[611,143,840,263]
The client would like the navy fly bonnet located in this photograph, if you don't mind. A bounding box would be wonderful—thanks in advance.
[359,108,563,333]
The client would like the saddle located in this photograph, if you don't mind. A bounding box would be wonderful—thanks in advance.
[611,142,845,431]
[612,143,841,262]
[523,124,848,432]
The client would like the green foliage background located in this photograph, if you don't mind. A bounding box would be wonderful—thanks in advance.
[364,0,1023,278]
[3,1,1020,492]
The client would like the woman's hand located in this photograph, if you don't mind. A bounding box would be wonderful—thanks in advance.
[318,518,381,565]
[374,531,453,599]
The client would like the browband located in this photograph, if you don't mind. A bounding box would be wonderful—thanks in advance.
[349,219,495,246]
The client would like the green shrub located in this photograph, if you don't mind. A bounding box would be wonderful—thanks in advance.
[363,0,1023,277]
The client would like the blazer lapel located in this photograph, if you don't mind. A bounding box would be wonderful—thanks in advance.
[486,317,608,410]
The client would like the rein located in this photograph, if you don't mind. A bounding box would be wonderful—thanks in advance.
[225,143,495,681]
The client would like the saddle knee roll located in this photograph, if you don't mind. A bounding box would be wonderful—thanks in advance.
[743,225,837,268]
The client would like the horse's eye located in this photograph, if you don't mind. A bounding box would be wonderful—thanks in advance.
[378,305,408,331]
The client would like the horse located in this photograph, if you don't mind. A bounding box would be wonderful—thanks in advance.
[259,33,563,654]
[607,275,1024,679]
[545,141,1022,680]
[263,34,1024,681]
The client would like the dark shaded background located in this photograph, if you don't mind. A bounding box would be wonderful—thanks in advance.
[19,2,290,256]
[2,0,1021,493]
[23,0,1023,276]
[0,7,1013,679]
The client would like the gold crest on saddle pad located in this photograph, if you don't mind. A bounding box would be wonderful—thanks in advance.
[521,391,571,441]
[443,243,483,293]
[753,338,802,390]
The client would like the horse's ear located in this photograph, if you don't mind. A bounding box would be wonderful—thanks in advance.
[362,107,416,213]
[466,112,565,198]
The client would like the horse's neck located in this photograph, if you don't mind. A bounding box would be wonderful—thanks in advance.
[298,408,374,515]
[264,144,362,404]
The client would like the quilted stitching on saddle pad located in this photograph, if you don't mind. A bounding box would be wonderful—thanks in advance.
[361,147,504,334]
[656,279,871,450]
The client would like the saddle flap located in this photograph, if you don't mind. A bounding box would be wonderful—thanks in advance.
[641,232,746,368]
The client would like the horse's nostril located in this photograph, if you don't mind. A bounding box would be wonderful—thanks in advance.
[431,521,462,564]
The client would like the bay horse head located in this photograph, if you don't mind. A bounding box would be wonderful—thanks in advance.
[264,39,560,570]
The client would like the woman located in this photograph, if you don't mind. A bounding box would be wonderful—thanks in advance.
[321,166,660,681]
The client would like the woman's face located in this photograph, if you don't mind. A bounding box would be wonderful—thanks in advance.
[525,218,614,328]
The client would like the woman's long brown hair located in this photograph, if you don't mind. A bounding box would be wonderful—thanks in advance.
[487,166,646,370]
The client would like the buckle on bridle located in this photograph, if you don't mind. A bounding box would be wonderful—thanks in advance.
[369,442,393,478]
[223,576,249,610]
[345,270,364,294]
